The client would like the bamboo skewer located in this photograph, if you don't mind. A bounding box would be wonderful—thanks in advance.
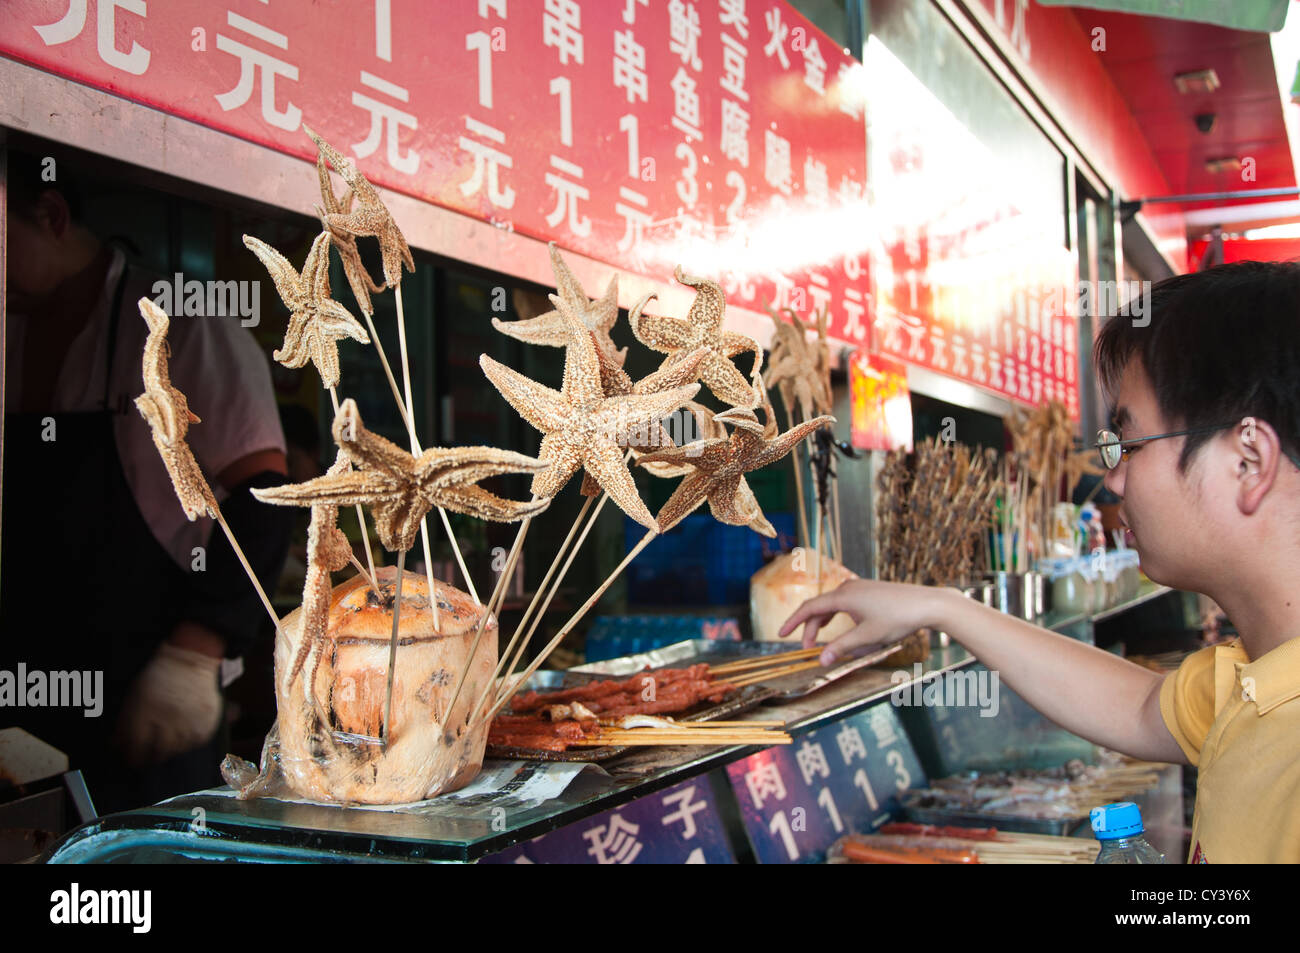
[480,496,612,721]
[329,385,380,597]
[572,730,791,746]
[478,526,660,728]
[381,547,406,746]
[468,493,606,727]
[212,510,281,634]
[393,287,457,623]
[441,506,536,722]
[707,646,823,675]
[723,657,825,689]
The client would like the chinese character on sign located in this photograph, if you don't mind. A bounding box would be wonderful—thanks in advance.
[613,29,648,104]
[720,0,750,39]
[803,156,829,207]
[719,33,749,101]
[807,272,832,320]
[764,130,793,195]
[623,0,648,25]
[545,154,592,237]
[720,99,751,167]
[615,186,651,253]
[668,0,702,70]
[543,0,584,66]
[930,327,949,370]
[744,761,787,809]
[459,116,515,209]
[670,67,702,141]
[763,7,789,69]
[582,814,643,864]
[33,0,150,75]
[214,11,301,131]
[352,71,418,174]
[661,785,709,840]
[869,713,900,749]
[843,287,867,341]
[795,739,831,786]
[801,37,826,94]
[836,62,863,120]
[836,722,868,765]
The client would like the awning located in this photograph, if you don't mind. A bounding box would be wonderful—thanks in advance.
[1035,0,1289,33]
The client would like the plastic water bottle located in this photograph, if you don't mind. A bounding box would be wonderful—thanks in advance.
[1090,802,1164,864]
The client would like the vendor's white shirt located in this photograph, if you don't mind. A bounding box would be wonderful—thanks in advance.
[9,247,286,569]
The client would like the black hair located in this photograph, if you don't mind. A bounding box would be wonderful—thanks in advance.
[1094,261,1300,471]
[6,148,84,223]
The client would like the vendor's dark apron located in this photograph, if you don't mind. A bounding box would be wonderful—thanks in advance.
[0,268,218,811]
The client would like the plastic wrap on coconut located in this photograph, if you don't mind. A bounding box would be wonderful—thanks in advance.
[750,550,860,643]
[223,567,497,804]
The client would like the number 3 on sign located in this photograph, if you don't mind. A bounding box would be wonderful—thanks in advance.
[768,810,799,861]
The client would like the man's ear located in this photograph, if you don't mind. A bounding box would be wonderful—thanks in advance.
[1237,416,1281,515]
[35,189,72,239]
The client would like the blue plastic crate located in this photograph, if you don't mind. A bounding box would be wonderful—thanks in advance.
[624,513,795,606]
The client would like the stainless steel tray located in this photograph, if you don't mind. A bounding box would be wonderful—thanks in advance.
[569,638,910,700]
[901,796,1089,838]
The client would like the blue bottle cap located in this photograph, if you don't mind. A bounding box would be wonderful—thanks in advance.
[1090,801,1144,840]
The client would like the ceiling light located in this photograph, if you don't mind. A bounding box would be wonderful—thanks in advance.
[1174,68,1221,94]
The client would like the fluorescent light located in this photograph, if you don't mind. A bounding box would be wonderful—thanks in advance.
[1243,222,1300,239]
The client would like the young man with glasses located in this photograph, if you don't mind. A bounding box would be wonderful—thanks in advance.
[780,261,1300,863]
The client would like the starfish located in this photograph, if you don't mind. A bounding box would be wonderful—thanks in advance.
[638,403,834,538]
[134,298,220,521]
[629,267,761,408]
[492,243,626,369]
[244,232,370,390]
[313,149,386,316]
[480,306,699,531]
[305,125,414,288]
[253,400,549,552]
[286,450,356,694]
[812,306,834,418]
[765,304,830,422]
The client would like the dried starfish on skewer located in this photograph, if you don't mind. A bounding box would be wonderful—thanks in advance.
[136,298,220,521]
[252,400,549,551]
[312,149,386,316]
[305,125,414,289]
[639,397,834,537]
[243,232,370,390]
[492,242,627,369]
[630,267,761,408]
[480,305,699,531]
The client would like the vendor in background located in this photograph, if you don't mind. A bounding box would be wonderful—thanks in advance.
[782,261,1300,864]
[1,150,292,813]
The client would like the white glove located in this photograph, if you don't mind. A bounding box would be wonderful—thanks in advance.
[116,643,223,765]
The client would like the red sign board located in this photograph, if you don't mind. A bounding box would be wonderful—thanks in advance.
[849,350,912,452]
[1,0,870,345]
[865,37,1079,418]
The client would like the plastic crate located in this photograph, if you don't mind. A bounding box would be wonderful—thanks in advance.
[624,513,795,606]
[584,614,743,663]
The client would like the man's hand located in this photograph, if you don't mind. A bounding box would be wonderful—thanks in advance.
[778,580,956,664]
[115,642,222,765]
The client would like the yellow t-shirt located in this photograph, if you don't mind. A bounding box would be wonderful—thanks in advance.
[1160,637,1300,863]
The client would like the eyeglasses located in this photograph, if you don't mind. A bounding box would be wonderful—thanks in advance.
[1094,425,1237,470]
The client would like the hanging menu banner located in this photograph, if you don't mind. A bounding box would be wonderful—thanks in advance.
[2,0,869,344]
[864,36,1079,417]
[726,704,925,864]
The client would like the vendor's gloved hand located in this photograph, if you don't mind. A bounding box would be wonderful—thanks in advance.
[115,642,222,765]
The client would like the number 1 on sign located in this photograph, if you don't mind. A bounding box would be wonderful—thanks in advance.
[768,811,799,861]
[550,77,573,147]
[817,786,843,833]
[853,767,879,810]
[619,114,639,179]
